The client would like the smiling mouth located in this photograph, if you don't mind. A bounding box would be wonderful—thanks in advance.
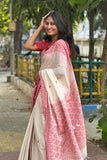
[47,30,52,33]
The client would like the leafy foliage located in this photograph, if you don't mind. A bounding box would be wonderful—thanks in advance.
[0,0,10,35]
[12,0,85,29]
[98,116,107,142]
[89,114,97,123]
[69,0,106,12]
[94,13,105,31]
[89,98,107,142]
[13,0,51,26]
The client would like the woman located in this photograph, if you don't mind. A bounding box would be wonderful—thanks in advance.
[18,11,87,160]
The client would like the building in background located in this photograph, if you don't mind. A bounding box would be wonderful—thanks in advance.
[74,18,105,58]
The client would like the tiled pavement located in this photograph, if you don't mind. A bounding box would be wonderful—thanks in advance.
[0,152,19,160]
[0,141,107,160]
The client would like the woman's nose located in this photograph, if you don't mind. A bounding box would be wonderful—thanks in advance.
[47,24,51,28]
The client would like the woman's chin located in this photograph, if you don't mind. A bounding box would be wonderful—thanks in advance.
[47,32,52,35]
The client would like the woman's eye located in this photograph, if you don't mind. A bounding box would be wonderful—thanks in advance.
[45,22,55,25]
[45,22,49,25]
[51,22,55,25]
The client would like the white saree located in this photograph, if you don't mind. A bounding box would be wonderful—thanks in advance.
[18,39,87,160]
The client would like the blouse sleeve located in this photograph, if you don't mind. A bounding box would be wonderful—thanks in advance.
[34,41,49,51]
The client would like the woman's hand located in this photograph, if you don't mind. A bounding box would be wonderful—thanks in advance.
[35,73,40,85]
[40,13,49,29]
[40,17,45,29]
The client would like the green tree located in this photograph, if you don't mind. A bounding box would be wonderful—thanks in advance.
[9,0,107,99]
[69,0,105,61]
[0,0,10,36]
[69,0,107,99]
[14,0,84,60]
[12,0,51,53]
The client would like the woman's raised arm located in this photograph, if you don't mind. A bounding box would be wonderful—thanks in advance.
[24,16,46,51]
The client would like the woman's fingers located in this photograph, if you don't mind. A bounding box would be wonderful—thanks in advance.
[35,74,40,85]
[40,12,51,30]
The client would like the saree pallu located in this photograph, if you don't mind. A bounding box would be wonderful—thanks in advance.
[18,39,87,160]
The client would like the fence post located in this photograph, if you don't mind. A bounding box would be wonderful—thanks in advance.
[89,60,92,102]
[15,54,18,76]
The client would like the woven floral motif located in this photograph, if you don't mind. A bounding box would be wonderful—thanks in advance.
[39,39,87,160]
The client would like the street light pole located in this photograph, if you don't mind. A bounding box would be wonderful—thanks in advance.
[10,0,14,75]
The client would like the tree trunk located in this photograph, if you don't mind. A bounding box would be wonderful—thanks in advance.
[14,15,23,54]
[69,24,76,61]
[100,32,107,99]
[99,1,107,99]
[88,9,95,61]
[67,20,79,84]
[67,20,76,61]
[88,9,95,89]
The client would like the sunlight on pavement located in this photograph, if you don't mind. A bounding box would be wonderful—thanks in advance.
[0,131,24,152]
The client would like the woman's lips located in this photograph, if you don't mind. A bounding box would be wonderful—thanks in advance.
[47,30,52,33]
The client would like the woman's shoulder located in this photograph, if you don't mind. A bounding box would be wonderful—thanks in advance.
[56,39,67,45]
[55,39,70,51]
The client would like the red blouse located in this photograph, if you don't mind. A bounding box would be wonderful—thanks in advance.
[34,41,50,51]
[34,40,75,55]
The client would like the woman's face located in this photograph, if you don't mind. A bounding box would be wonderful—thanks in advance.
[44,16,58,39]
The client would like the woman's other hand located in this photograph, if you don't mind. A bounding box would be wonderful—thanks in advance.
[35,73,40,85]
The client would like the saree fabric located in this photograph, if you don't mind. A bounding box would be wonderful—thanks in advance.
[18,39,87,160]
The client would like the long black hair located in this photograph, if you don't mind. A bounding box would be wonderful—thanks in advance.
[43,11,72,49]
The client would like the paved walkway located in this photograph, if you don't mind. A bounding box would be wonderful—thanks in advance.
[0,70,107,160]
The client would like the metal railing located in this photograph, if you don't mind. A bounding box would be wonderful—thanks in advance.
[14,54,103,102]
[14,54,40,86]
[72,61,103,102]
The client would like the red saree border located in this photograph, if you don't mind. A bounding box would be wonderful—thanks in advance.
[30,80,41,112]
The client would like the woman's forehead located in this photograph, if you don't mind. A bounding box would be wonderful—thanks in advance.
[45,16,54,22]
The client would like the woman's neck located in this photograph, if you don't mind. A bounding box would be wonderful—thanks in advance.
[51,35,58,42]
